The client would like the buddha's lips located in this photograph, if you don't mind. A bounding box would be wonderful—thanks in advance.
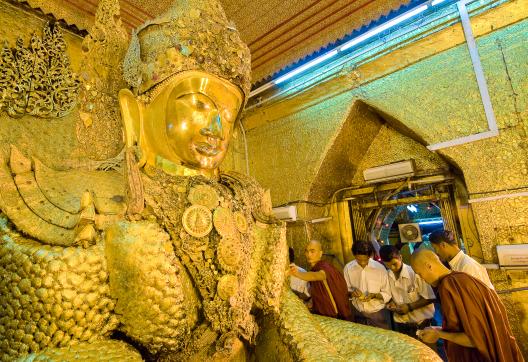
[195,142,221,156]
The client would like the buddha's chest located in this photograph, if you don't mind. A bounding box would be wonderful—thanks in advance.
[141,172,259,343]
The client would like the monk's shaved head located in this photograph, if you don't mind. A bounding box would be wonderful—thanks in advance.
[308,240,322,251]
[305,240,323,267]
[411,249,441,267]
[411,248,450,286]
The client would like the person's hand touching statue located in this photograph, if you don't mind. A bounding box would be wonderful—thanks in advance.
[289,263,300,277]
[417,327,441,343]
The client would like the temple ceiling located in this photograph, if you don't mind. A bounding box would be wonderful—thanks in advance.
[19,0,411,83]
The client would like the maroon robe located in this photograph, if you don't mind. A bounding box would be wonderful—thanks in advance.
[438,271,524,362]
[310,260,352,320]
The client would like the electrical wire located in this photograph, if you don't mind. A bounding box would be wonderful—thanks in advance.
[469,185,528,196]
[274,199,330,208]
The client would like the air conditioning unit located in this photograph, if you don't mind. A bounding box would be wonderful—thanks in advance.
[272,205,297,222]
[497,244,528,269]
[399,223,422,243]
[363,160,415,183]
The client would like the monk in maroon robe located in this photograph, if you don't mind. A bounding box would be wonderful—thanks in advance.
[411,249,524,362]
[289,240,352,320]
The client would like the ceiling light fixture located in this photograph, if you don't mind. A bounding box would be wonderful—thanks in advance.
[250,0,453,98]
[274,50,339,85]
[417,220,444,225]
[339,5,428,52]
[407,205,418,212]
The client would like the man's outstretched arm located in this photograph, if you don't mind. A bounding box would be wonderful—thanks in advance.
[289,265,326,281]
[419,327,475,348]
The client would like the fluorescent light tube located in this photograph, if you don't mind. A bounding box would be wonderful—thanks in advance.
[340,5,428,51]
[274,50,339,84]
[417,220,444,225]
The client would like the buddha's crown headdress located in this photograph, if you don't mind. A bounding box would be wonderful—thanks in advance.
[123,0,251,98]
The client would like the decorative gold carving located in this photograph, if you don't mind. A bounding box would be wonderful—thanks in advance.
[14,171,80,229]
[0,156,76,246]
[217,236,241,272]
[217,274,238,301]
[188,184,219,210]
[0,22,79,118]
[234,211,248,233]
[33,158,126,215]
[213,207,237,238]
[122,0,251,97]
[0,146,125,247]
[9,145,32,174]
[77,0,128,160]
[182,205,213,238]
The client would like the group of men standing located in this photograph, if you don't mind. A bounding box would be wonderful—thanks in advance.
[289,230,524,362]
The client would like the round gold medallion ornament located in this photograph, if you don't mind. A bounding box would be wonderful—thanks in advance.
[234,211,248,233]
[217,274,238,300]
[217,236,241,272]
[187,185,219,210]
[182,205,213,238]
[213,207,237,237]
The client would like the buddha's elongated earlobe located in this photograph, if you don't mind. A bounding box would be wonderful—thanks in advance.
[118,88,141,148]
[119,88,145,217]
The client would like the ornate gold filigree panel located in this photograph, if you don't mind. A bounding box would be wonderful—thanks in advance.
[0,22,79,118]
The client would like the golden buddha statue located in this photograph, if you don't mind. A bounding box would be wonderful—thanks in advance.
[0,0,440,361]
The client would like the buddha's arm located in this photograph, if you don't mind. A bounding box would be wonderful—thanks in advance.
[260,289,345,362]
[104,221,200,354]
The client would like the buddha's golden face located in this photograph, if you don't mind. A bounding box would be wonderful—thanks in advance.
[165,90,234,169]
[125,71,244,171]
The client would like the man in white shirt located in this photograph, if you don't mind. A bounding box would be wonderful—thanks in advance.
[379,245,436,339]
[288,247,310,300]
[429,230,494,289]
[343,240,391,329]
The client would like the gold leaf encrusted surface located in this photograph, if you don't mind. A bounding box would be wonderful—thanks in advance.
[140,169,268,356]
[0,228,118,361]
[18,340,143,361]
[76,0,128,160]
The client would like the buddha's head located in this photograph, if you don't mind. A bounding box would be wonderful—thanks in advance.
[119,0,250,174]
